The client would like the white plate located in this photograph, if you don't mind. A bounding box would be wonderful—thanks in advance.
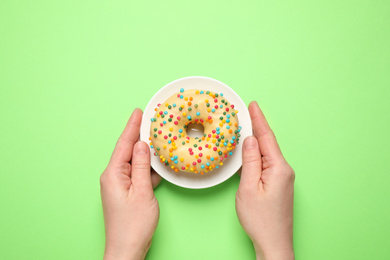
[140,76,252,189]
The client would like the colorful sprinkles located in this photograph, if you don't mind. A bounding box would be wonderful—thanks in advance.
[149,89,241,175]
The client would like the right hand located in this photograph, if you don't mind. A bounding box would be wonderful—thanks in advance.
[236,101,295,260]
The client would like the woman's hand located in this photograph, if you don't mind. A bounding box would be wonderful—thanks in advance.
[100,108,161,260]
[236,102,295,260]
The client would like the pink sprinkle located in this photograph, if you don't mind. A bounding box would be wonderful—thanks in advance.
[200,119,204,123]
[174,121,178,125]
[186,136,190,139]
[173,136,177,140]
[205,144,208,148]
[231,105,234,108]
[177,94,181,98]
[170,114,173,118]
[208,134,211,137]
[189,148,192,151]
[224,154,228,158]
[197,159,201,163]
[213,147,217,151]
[164,135,168,139]
[215,135,219,138]
[159,111,163,115]
[198,146,202,150]
[214,98,218,102]
[199,153,203,157]
[190,152,194,155]
[182,167,186,170]
[177,116,181,120]
[157,103,161,107]
[195,119,198,122]
[158,130,162,134]
[212,130,216,133]
[214,105,218,109]
[225,108,229,111]
[193,162,197,165]
[220,157,224,161]
[160,123,163,127]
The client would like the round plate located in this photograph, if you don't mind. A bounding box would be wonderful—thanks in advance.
[140,76,252,189]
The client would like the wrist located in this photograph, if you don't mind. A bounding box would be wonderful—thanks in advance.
[254,243,294,260]
[104,240,150,260]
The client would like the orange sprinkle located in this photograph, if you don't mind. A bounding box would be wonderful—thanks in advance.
[229,129,233,134]
[206,155,211,159]
[188,101,192,106]
[189,97,193,101]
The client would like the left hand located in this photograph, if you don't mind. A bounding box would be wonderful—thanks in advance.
[100,108,161,260]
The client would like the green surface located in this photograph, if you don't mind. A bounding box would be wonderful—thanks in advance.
[1,1,390,259]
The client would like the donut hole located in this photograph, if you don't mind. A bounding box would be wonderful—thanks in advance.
[186,122,204,139]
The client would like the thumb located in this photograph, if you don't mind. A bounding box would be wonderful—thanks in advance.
[131,141,153,191]
[240,136,262,189]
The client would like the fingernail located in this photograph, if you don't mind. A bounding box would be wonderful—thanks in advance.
[244,136,258,149]
[134,141,148,155]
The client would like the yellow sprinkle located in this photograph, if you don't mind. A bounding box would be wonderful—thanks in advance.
[171,165,175,169]
[163,145,167,149]
[165,103,169,107]
[220,162,223,166]
[169,127,173,131]
[184,97,188,101]
[157,114,160,117]
[212,139,216,143]
[183,112,186,116]
[180,158,184,162]
[181,105,185,108]
[169,152,173,157]
[207,108,211,112]
[195,90,200,94]
[219,122,223,127]
[206,138,210,141]
[235,110,238,113]
[205,99,209,103]
[228,122,232,126]
[195,155,199,159]
[222,119,225,123]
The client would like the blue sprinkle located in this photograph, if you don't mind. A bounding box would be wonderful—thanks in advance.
[174,155,178,159]
[220,105,223,108]
[200,91,204,94]
[229,151,233,155]
[187,116,192,120]
[224,142,228,146]
[230,140,234,144]
[179,129,183,133]
[226,125,230,129]
[180,88,184,93]
[171,157,174,161]
[232,136,236,140]
[216,165,219,169]
[163,120,166,124]
[226,119,230,123]
[201,165,205,169]
[220,93,223,96]
[211,109,215,112]
[216,131,220,135]
[173,103,176,107]
[180,95,183,99]
[150,118,154,122]
[239,126,242,130]
[168,140,172,144]
[227,114,230,118]
[210,157,214,161]
[196,112,200,116]
[174,160,178,164]
[216,127,220,131]
[150,145,154,148]
[206,162,210,166]
[164,111,168,115]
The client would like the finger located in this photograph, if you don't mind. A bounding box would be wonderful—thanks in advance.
[151,169,162,189]
[240,136,262,188]
[249,101,283,160]
[109,108,143,166]
[131,141,153,191]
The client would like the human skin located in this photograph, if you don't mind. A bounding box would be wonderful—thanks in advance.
[236,101,295,260]
[100,108,161,260]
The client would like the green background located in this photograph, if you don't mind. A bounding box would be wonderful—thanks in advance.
[1,0,389,259]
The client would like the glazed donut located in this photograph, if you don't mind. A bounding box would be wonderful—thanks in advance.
[149,88,241,175]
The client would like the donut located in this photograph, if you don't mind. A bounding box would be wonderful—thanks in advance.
[149,88,242,175]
